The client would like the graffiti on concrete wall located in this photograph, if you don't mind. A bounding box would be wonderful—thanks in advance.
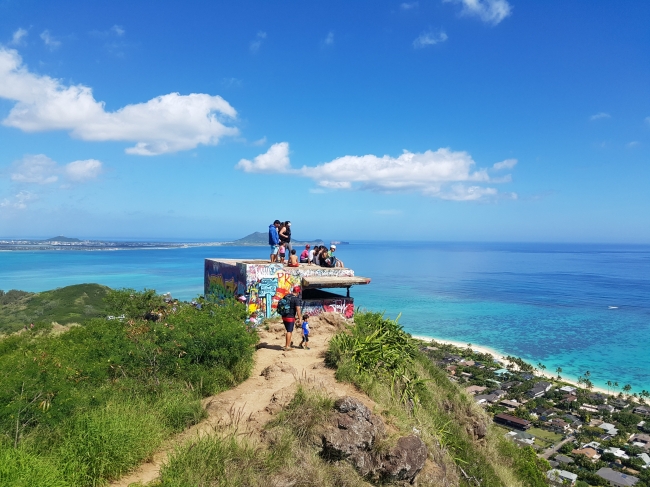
[205,259,358,325]
[204,260,246,300]
[302,298,355,319]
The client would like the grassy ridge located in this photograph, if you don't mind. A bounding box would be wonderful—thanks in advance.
[158,312,549,486]
[0,289,257,487]
[0,284,110,334]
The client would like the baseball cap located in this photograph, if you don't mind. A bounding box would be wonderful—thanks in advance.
[292,285,301,293]
[330,244,337,250]
[306,244,310,248]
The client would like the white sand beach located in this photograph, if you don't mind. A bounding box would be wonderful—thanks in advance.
[412,334,611,396]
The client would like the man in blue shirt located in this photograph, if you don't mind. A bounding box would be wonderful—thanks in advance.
[269,219,281,262]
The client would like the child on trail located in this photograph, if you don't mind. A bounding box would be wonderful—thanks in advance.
[288,249,299,267]
[279,243,286,263]
[299,314,310,349]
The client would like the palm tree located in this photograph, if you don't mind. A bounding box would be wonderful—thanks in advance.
[556,367,562,379]
[623,384,632,398]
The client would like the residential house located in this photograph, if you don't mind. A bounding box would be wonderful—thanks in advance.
[633,406,650,417]
[580,404,599,414]
[596,467,639,487]
[582,441,602,451]
[590,392,608,403]
[611,399,628,409]
[494,368,510,378]
[564,414,583,430]
[547,469,578,486]
[494,413,531,430]
[474,394,499,405]
[461,359,475,366]
[554,454,574,465]
[547,418,570,434]
[563,394,578,405]
[560,386,577,394]
[446,365,457,375]
[527,381,553,398]
[460,372,473,379]
[500,380,521,390]
[465,385,487,395]
[630,433,650,451]
[637,453,649,469]
[505,430,535,446]
[599,422,620,436]
[500,399,520,410]
[572,447,600,461]
[491,389,507,398]
[599,404,616,414]
[604,447,630,460]
[520,372,535,380]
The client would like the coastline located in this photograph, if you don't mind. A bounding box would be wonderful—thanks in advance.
[411,334,611,396]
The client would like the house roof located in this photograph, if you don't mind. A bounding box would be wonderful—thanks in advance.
[596,467,639,486]
[555,454,574,464]
[572,447,598,458]
[547,469,578,483]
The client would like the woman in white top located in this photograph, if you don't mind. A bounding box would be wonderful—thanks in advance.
[313,246,321,266]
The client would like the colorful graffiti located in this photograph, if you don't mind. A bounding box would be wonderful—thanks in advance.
[205,259,360,325]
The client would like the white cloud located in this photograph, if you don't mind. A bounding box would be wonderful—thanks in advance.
[111,25,125,36]
[444,0,512,26]
[250,31,267,53]
[40,30,61,50]
[65,159,103,181]
[413,30,448,48]
[626,141,639,148]
[590,112,610,121]
[645,116,650,126]
[252,136,267,146]
[401,2,419,10]
[0,190,36,209]
[11,154,59,184]
[9,154,102,184]
[11,28,28,46]
[0,48,238,155]
[492,158,517,170]
[237,143,516,201]
[236,142,291,173]
[323,31,335,46]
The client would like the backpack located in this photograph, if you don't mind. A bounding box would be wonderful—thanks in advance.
[277,296,292,317]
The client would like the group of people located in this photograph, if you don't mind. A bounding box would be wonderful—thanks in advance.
[268,220,342,268]
[299,244,340,267]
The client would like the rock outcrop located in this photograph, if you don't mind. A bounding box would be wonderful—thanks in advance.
[321,396,427,484]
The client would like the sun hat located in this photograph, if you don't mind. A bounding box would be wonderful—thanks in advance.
[330,244,336,250]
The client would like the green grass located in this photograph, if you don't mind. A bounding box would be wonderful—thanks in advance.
[0,284,111,334]
[528,427,563,444]
[327,311,550,487]
[0,289,256,486]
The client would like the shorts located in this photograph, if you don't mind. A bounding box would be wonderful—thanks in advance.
[279,252,285,258]
[282,318,295,333]
[302,334,309,342]
[270,245,279,255]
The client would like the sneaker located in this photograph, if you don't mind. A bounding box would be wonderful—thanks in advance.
[305,346,310,350]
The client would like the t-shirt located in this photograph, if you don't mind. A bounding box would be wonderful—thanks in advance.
[302,321,310,335]
[300,249,309,260]
[308,249,315,261]
[283,295,302,320]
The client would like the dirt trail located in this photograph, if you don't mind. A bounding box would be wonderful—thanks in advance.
[111,313,373,487]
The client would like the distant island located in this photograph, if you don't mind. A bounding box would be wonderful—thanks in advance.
[0,232,332,251]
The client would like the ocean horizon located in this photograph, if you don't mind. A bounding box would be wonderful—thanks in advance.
[1,241,648,393]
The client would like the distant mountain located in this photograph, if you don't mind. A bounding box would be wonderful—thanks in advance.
[230,232,325,247]
[41,236,82,243]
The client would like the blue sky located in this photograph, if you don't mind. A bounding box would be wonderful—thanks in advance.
[0,0,649,242]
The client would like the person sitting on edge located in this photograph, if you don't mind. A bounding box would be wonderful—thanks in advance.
[320,244,339,267]
[278,242,286,263]
[299,314,310,350]
[288,249,300,267]
[268,219,281,262]
[308,245,315,264]
[300,244,310,263]
[278,286,302,352]
[313,245,321,266]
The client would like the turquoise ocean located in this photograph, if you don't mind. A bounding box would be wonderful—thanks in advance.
[1,242,648,392]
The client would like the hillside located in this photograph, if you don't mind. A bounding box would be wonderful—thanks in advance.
[231,231,325,247]
[0,283,110,334]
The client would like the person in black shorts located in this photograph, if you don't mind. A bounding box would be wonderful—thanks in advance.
[281,286,302,351]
